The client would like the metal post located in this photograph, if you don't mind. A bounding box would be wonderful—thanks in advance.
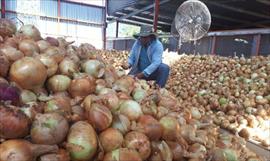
[211,36,217,55]
[1,0,6,18]
[116,21,119,38]
[153,0,160,32]
[57,0,61,34]
[251,34,261,56]
[103,0,107,50]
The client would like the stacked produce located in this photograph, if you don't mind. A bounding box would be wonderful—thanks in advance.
[166,55,270,148]
[0,18,265,161]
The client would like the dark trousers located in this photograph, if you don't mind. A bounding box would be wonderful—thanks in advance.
[143,63,170,88]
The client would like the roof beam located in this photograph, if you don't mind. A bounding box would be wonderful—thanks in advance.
[107,0,171,24]
[206,1,270,19]
[256,0,270,5]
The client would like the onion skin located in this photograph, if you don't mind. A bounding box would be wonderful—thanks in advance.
[39,149,70,161]
[43,46,64,63]
[0,18,17,38]
[99,128,124,152]
[150,141,173,161]
[20,89,37,104]
[46,37,59,46]
[67,121,97,161]
[166,141,184,161]
[4,36,19,48]
[0,83,21,105]
[9,57,47,90]
[44,96,72,118]
[137,115,163,141]
[82,59,105,78]
[103,148,142,161]
[112,114,131,135]
[159,116,180,141]
[0,51,9,77]
[47,75,71,93]
[16,24,41,41]
[124,131,151,160]
[86,103,112,132]
[31,113,69,145]
[59,58,79,77]
[18,39,40,57]
[0,139,58,161]
[0,106,30,139]
[37,40,50,52]
[68,76,96,98]
[0,45,24,62]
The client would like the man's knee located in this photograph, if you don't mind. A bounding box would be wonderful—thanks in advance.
[158,63,170,74]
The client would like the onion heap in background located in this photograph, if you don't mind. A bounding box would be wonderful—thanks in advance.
[0,18,267,161]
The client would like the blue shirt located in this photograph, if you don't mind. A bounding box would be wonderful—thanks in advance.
[138,45,151,72]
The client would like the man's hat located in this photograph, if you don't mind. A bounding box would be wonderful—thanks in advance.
[133,25,158,38]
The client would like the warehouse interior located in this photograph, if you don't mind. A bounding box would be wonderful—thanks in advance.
[0,0,269,161]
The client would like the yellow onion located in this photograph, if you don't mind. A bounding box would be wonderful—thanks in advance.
[20,90,37,104]
[16,24,41,41]
[0,51,10,77]
[112,114,131,135]
[0,18,17,38]
[47,75,71,93]
[18,39,39,56]
[103,148,142,161]
[43,46,64,63]
[159,116,180,141]
[44,96,71,118]
[68,76,95,98]
[99,128,124,152]
[0,45,24,62]
[36,40,50,52]
[81,59,105,78]
[59,58,79,77]
[36,54,58,77]
[119,100,143,121]
[9,57,47,90]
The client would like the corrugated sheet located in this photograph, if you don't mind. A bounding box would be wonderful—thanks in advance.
[6,0,17,11]
[61,1,104,23]
[107,0,138,15]
[259,34,270,56]
[40,0,58,17]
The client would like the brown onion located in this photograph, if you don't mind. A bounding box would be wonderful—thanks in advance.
[0,139,58,161]
[113,76,135,94]
[68,76,95,98]
[150,141,173,161]
[9,57,47,90]
[4,36,18,48]
[46,36,59,46]
[99,128,124,152]
[0,51,10,77]
[0,45,24,62]
[159,116,180,141]
[43,46,64,63]
[86,103,112,132]
[67,121,97,161]
[0,106,30,139]
[59,58,79,77]
[47,75,71,93]
[18,39,39,56]
[16,24,41,41]
[137,115,163,141]
[119,100,143,121]
[0,18,17,38]
[31,113,69,145]
[103,148,142,161]
[112,114,131,134]
[20,89,37,104]
[98,92,120,112]
[37,54,58,77]
[81,59,105,78]
[166,141,184,161]
[39,149,70,161]
[37,40,50,52]
[124,131,151,160]
[44,96,71,118]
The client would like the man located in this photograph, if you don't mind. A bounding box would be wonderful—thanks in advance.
[122,25,170,88]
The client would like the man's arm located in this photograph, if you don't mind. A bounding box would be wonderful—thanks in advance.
[142,42,163,77]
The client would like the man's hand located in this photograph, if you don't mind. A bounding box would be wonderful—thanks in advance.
[135,72,145,79]
[121,63,130,70]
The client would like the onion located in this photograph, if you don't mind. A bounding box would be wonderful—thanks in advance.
[44,96,71,118]
[86,103,112,132]
[99,128,124,152]
[0,106,30,139]
[81,59,105,78]
[77,43,96,59]
[36,54,58,77]
[159,116,180,141]
[59,58,79,77]
[46,36,59,46]
[43,46,64,63]
[103,148,142,161]
[150,141,173,161]
[47,75,71,93]
[0,77,8,84]
[98,92,120,112]
[0,18,16,38]
[71,105,86,122]
[166,141,184,161]
[0,45,24,62]
[132,88,147,103]
[119,100,143,121]
[9,57,47,90]
[0,139,58,161]
[113,76,135,94]
[124,131,151,160]
[37,40,50,52]
[211,148,238,161]
[0,51,10,77]
[20,89,37,104]
[0,83,21,105]
[104,65,119,87]
[18,39,39,56]
[16,24,41,41]
[112,114,131,134]
[186,143,207,159]
[190,107,201,120]
[136,115,163,141]
[158,95,178,111]
[57,37,74,48]
[4,36,19,48]
[39,149,70,161]
[20,105,37,121]
[31,113,69,145]
[68,76,96,98]
[67,121,97,161]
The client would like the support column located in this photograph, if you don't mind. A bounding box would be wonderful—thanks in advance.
[57,0,61,34]
[153,0,160,32]
[211,36,217,55]
[251,34,261,56]
[116,21,119,38]
[1,0,6,18]
[103,0,107,50]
